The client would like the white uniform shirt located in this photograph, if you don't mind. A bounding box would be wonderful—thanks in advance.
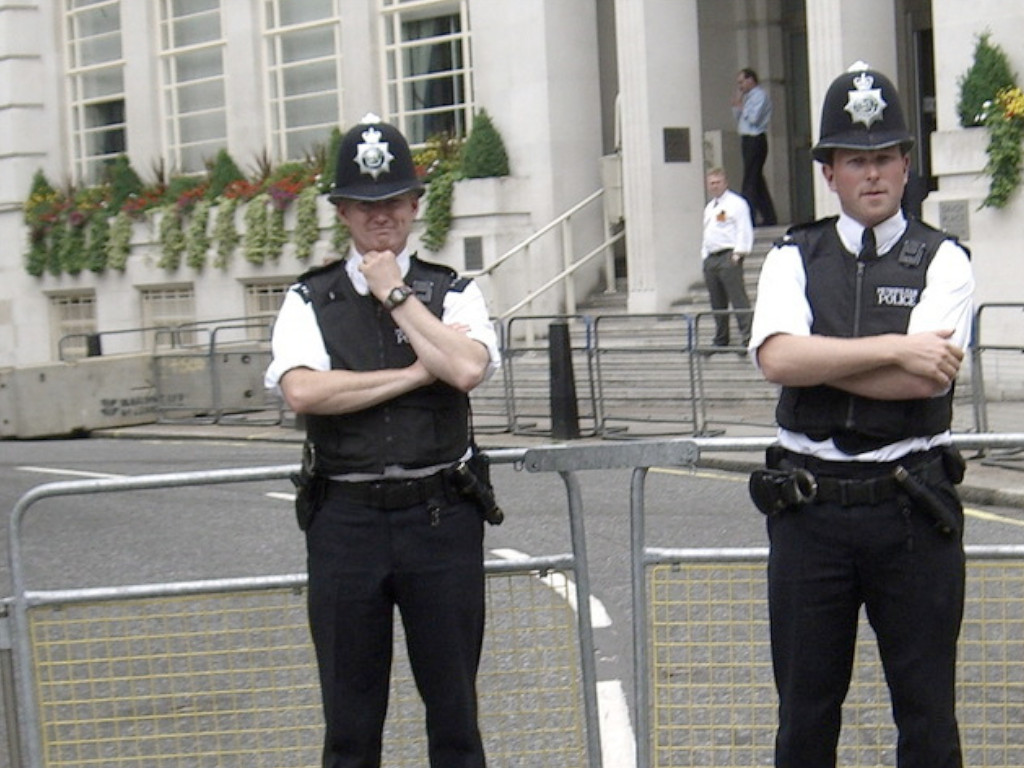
[264,247,501,393]
[749,210,975,461]
[701,189,754,259]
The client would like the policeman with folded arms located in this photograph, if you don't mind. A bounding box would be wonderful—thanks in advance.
[266,114,500,768]
[748,63,974,768]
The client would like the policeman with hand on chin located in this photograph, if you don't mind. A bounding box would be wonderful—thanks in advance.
[748,63,975,768]
[265,114,500,768]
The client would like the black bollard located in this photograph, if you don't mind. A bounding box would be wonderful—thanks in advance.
[549,320,580,440]
[85,333,102,357]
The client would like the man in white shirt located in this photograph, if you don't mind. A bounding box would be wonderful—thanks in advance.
[701,167,754,350]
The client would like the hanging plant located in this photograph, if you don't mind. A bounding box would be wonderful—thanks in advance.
[213,196,240,268]
[243,193,270,265]
[106,211,133,271]
[981,85,1024,209]
[186,199,212,269]
[293,186,320,262]
[58,214,87,275]
[268,206,287,260]
[421,168,455,252]
[157,205,186,270]
[332,215,350,258]
[26,239,48,277]
[86,214,110,273]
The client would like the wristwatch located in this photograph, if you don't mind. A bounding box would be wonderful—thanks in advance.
[383,284,414,310]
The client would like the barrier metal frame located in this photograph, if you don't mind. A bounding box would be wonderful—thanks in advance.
[630,432,1024,768]
[6,448,604,768]
[8,434,1024,767]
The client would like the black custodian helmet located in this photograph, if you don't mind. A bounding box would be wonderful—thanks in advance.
[812,62,914,164]
[328,113,425,202]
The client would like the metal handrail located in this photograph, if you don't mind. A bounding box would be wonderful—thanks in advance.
[463,189,605,280]
[499,229,625,319]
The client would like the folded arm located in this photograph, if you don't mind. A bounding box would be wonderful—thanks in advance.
[757,330,964,400]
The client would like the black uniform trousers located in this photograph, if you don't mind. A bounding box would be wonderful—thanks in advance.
[740,133,777,226]
[702,250,752,347]
[766,460,965,768]
[306,480,487,768]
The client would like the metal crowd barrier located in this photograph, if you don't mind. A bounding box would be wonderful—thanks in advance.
[4,450,601,768]
[970,302,1024,435]
[631,433,1024,768]
[153,320,278,426]
[6,435,1024,767]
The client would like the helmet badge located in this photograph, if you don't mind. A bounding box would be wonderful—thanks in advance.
[354,116,395,180]
[844,67,887,129]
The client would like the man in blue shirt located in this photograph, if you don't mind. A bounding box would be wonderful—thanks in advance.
[732,68,778,227]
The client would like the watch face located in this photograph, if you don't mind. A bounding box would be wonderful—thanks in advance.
[386,285,412,309]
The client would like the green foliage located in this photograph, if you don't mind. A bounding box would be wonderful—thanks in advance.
[104,155,144,213]
[268,207,288,260]
[26,240,48,278]
[243,194,270,265]
[213,197,240,269]
[413,132,463,180]
[982,86,1024,208]
[186,200,212,269]
[205,150,246,200]
[86,214,110,273]
[157,206,186,270]
[293,186,321,262]
[106,211,133,271]
[460,109,510,179]
[21,141,338,276]
[421,169,455,252]
[332,216,351,256]
[958,33,1018,128]
[319,127,343,193]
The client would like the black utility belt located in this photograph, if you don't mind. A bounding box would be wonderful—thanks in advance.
[773,446,951,506]
[330,471,456,510]
[708,248,734,258]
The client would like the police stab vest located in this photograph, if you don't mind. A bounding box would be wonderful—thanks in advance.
[775,217,961,454]
[297,256,472,474]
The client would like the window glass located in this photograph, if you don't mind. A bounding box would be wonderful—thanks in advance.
[159,0,226,173]
[65,0,126,184]
[263,0,341,161]
[381,1,472,146]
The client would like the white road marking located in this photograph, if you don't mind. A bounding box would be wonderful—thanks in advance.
[490,547,611,627]
[598,679,637,768]
[266,491,296,502]
[17,465,125,480]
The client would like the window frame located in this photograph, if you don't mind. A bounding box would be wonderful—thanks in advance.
[261,0,344,163]
[156,0,228,174]
[63,0,127,185]
[379,0,474,147]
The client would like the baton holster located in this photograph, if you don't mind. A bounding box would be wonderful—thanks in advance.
[444,446,504,525]
[289,441,327,531]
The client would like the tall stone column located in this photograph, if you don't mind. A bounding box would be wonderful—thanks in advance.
[805,0,898,217]
[615,0,705,313]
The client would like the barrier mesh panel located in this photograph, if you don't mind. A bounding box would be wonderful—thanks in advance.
[27,570,587,768]
[649,558,1024,768]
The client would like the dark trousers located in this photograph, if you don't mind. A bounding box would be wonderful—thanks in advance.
[741,133,777,226]
[702,250,751,347]
[767,484,965,768]
[306,483,487,768]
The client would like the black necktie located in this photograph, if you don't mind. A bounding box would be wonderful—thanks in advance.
[861,227,877,260]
